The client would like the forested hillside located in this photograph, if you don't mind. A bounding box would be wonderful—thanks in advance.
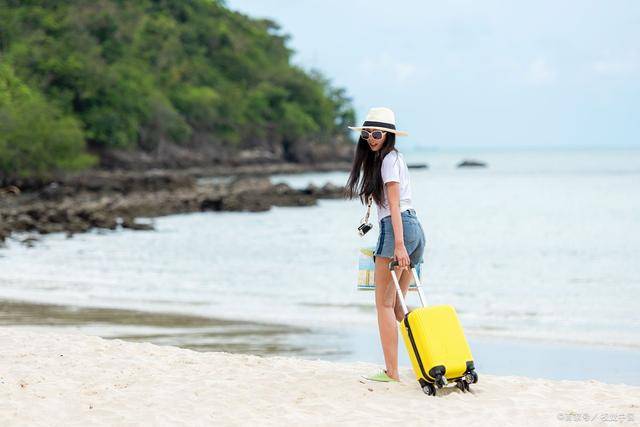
[0,0,355,178]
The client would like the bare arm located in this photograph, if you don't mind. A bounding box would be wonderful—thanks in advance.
[386,182,410,268]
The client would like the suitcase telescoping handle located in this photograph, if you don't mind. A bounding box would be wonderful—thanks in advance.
[388,261,427,316]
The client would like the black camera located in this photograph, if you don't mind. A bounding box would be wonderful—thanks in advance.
[357,222,373,236]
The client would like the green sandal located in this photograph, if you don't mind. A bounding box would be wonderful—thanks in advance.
[361,369,400,382]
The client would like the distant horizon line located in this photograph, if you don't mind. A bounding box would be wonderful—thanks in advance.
[393,144,640,153]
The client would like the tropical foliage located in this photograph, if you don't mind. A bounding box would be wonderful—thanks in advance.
[0,0,354,177]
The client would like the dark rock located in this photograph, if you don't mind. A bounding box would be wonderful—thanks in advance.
[200,198,223,211]
[45,208,69,224]
[0,165,352,247]
[66,220,92,235]
[301,184,318,195]
[13,214,36,231]
[301,182,344,199]
[407,163,428,169]
[96,141,231,170]
[26,209,43,221]
[236,149,279,163]
[37,223,67,234]
[0,185,21,196]
[20,234,40,247]
[228,177,273,193]
[121,217,155,231]
[39,182,65,200]
[273,183,295,195]
[318,183,345,199]
[0,224,8,243]
[457,159,487,168]
[88,213,118,230]
[220,194,271,212]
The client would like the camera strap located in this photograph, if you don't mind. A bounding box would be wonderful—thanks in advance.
[361,195,373,225]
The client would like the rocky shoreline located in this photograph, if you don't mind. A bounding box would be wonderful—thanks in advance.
[0,162,350,246]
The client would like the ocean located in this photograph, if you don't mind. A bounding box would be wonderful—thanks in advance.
[1,147,639,383]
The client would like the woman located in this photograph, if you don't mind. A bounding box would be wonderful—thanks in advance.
[346,107,426,382]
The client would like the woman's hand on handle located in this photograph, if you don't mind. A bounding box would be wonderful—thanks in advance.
[394,243,410,269]
[386,181,410,270]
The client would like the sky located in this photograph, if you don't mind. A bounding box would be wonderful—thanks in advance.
[226,0,639,149]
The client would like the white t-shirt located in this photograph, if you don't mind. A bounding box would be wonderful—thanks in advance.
[376,150,414,220]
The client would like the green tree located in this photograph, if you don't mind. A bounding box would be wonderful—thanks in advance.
[0,0,355,175]
[0,63,96,179]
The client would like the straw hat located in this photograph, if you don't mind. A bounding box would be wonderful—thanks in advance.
[348,107,408,136]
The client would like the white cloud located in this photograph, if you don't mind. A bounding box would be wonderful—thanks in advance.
[526,58,556,85]
[592,57,639,77]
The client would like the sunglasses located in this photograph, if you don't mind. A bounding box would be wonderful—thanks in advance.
[360,129,386,140]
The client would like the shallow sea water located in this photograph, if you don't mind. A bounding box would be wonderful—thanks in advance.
[1,147,639,383]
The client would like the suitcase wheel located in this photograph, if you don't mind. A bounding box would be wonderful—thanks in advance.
[456,379,470,392]
[464,371,479,384]
[456,371,478,393]
[421,382,436,396]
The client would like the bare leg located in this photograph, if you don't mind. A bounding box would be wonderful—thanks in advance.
[393,268,413,322]
[374,256,406,381]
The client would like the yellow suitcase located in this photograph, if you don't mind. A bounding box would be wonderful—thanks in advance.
[390,261,478,396]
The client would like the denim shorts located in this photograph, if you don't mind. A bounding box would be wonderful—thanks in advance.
[373,209,426,267]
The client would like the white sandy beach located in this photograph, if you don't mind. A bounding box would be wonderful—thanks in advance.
[0,327,638,427]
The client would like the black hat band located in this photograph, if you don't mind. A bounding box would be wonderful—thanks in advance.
[362,121,396,130]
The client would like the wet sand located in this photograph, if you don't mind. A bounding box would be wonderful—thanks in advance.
[0,299,321,356]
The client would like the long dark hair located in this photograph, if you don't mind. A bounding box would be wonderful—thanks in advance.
[345,132,397,205]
